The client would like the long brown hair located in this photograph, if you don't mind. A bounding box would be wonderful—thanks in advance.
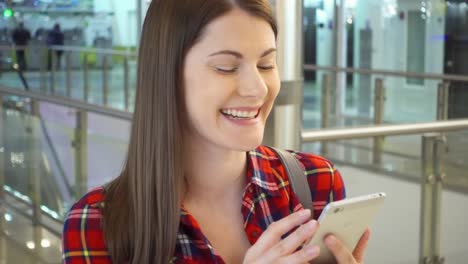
[102,0,277,263]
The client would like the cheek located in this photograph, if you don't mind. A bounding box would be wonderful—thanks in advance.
[268,75,281,102]
[272,82,280,98]
[183,75,231,128]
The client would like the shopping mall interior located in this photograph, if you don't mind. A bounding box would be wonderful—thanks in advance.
[0,0,468,263]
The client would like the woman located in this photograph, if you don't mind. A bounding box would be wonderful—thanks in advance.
[62,0,370,263]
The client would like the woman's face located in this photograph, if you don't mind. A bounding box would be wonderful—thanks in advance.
[183,8,280,151]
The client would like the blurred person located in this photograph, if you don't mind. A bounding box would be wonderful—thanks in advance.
[47,23,64,70]
[61,0,371,263]
[11,22,31,71]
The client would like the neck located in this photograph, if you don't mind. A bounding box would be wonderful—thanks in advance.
[183,140,249,206]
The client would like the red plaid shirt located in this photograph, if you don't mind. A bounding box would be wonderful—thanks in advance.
[62,145,345,263]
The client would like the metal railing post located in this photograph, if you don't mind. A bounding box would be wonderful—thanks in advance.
[66,51,72,98]
[83,53,89,102]
[26,100,43,255]
[73,111,88,198]
[124,57,130,111]
[0,93,5,255]
[432,136,445,264]
[420,134,435,264]
[321,73,331,155]
[40,47,47,93]
[102,55,109,106]
[50,50,56,95]
[373,78,385,164]
[437,82,450,121]
[268,0,303,150]
[420,134,446,264]
[0,226,5,263]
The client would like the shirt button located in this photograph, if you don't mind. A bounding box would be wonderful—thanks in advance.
[251,231,259,238]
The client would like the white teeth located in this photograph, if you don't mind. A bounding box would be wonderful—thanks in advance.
[221,109,258,118]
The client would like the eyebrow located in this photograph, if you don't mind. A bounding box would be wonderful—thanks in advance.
[208,48,277,59]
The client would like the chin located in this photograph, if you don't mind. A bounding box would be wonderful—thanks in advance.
[228,134,263,151]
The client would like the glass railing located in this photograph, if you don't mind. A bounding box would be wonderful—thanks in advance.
[303,130,468,192]
[302,121,468,264]
[0,88,131,263]
[0,45,137,112]
[302,65,468,130]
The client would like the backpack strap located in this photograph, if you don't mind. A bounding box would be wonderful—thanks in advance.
[270,147,314,218]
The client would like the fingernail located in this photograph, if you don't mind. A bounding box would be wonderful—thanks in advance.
[306,220,317,230]
[299,209,311,217]
[305,246,319,257]
[364,229,371,240]
[325,235,336,246]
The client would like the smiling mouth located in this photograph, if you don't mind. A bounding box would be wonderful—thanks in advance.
[220,108,261,119]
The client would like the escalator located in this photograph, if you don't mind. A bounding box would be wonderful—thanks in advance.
[2,98,74,221]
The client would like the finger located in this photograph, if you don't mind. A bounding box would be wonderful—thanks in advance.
[352,228,371,263]
[277,244,320,264]
[251,209,312,255]
[262,220,318,261]
[324,235,355,264]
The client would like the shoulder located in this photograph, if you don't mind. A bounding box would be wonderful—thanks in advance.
[254,146,346,213]
[62,187,111,263]
[254,145,342,180]
[69,186,106,210]
[288,150,346,200]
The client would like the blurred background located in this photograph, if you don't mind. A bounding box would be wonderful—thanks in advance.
[0,0,468,263]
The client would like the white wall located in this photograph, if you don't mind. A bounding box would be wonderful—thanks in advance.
[349,0,446,123]
[94,0,137,47]
[316,0,335,68]
[383,0,445,123]
[314,0,336,93]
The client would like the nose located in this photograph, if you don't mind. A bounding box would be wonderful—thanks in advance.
[237,67,268,99]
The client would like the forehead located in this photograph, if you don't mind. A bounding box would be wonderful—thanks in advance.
[195,8,276,54]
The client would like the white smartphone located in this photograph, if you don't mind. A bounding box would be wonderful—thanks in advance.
[306,192,386,264]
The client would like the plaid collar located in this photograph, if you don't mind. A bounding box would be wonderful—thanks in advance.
[245,147,285,197]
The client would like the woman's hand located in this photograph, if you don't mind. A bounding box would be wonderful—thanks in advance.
[243,209,320,264]
[324,228,371,264]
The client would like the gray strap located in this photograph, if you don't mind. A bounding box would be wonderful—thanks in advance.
[270,147,314,217]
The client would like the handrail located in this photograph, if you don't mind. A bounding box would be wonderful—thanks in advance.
[0,44,137,57]
[304,64,468,83]
[0,45,27,51]
[0,86,133,121]
[302,119,468,142]
[48,45,137,57]
[4,186,63,226]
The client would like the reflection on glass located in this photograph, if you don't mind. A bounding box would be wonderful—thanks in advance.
[406,10,426,85]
